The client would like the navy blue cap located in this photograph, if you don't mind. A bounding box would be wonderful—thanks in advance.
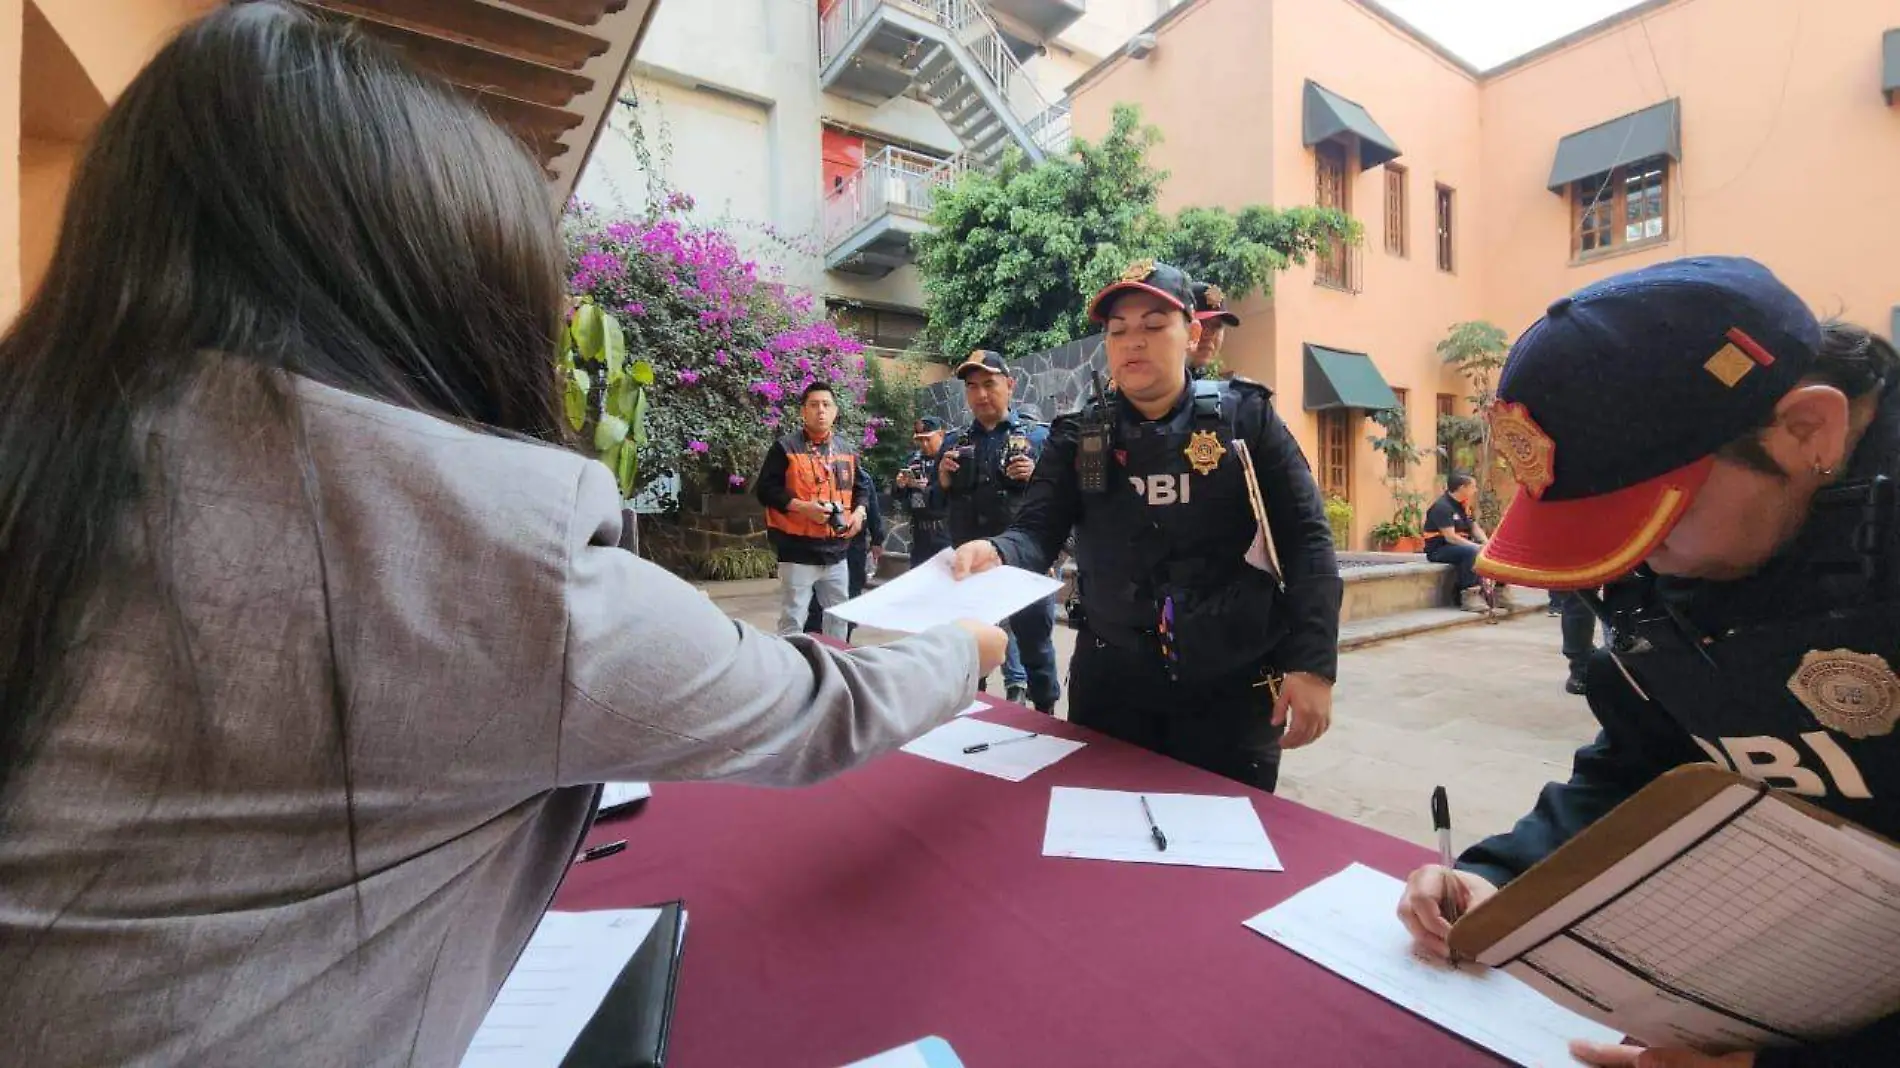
[1088,260,1196,321]
[1193,281,1242,327]
[1479,256,1820,589]
[954,350,1010,379]
[912,416,944,434]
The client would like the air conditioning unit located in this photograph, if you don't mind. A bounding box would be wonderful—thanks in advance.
[1126,33,1158,60]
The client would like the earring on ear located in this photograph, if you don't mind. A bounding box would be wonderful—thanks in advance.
[1811,459,1837,478]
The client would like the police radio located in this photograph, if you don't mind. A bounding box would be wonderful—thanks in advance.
[1076,368,1114,495]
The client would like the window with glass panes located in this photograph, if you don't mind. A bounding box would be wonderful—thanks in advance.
[1435,393,1455,480]
[1384,164,1408,257]
[1316,142,1351,288]
[1318,409,1354,500]
[1572,157,1667,258]
[1386,389,1410,480]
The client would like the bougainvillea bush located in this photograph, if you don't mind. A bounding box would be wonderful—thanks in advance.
[564,196,884,500]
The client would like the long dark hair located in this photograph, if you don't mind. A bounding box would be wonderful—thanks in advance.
[0,1,565,806]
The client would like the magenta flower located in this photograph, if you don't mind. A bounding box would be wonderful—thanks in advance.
[688,440,710,454]
[728,473,746,487]
[677,369,701,386]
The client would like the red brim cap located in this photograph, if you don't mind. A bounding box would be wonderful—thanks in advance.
[1476,456,1715,591]
[1195,309,1241,327]
[1089,281,1188,321]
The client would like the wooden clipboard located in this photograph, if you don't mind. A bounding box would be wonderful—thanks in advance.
[1447,764,1898,964]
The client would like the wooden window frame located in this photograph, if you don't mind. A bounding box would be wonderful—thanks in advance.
[1384,164,1408,258]
[1318,408,1355,501]
[1434,392,1455,481]
[1434,184,1455,273]
[1385,388,1410,481]
[1315,142,1353,291]
[1571,157,1669,261]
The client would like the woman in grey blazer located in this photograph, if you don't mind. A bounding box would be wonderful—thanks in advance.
[0,4,1004,1066]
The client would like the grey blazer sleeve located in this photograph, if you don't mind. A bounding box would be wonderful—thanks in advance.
[556,462,981,787]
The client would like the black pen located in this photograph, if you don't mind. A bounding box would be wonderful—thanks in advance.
[964,732,1039,754]
[1140,794,1168,852]
[1431,786,1465,924]
[573,839,628,865]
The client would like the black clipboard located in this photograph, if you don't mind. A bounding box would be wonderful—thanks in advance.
[561,900,688,1068]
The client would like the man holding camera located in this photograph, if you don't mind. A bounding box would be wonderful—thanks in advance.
[940,351,1060,712]
[756,381,874,638]
[896,416,951,564]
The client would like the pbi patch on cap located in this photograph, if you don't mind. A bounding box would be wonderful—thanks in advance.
[1489,400,1557,499]
[1120,258,1157,283]
[1203,284,1227,310]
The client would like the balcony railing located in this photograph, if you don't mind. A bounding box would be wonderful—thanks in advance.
[817,0,1073,157]
[824,146,967,249]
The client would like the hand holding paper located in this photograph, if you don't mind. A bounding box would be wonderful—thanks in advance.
[831,548,1059,633]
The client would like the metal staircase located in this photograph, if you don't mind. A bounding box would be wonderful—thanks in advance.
[818,0,1075,273]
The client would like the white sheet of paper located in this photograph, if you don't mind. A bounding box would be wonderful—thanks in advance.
[599,782,651,809]
[956,699,988,717]
[902,718,1085,782]
[458,909,664,1068]
[1041,787,1282,871]
[841,1035,965,1068]
[1244,864,1620,1067]
[829,548,1060,633]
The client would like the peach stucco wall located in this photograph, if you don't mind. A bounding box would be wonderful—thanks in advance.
[1073,0,1900,547]
[3,0,211,318]
[1481,0,1900,340]
[1265,0,1485,539]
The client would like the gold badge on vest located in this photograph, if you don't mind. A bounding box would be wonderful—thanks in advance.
[1184,430,1226,476]
[1788,649,1900,739]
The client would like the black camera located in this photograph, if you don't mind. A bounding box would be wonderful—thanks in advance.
[948,444,978,490]
[821,501,849,533]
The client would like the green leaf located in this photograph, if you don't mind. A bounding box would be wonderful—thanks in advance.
[602,313,627,379]
[572,302,606,364]
[564,368,591,432]
[629,389,649,447]
[616,437,638,497]
[628,359,655,387]
[593,413,630,453]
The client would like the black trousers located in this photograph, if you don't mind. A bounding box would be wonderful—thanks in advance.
[908,519,950,564]
[1556,591,1600,681]
[1068,633,1284,792]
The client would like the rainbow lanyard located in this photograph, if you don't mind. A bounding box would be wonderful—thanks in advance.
[1158,594,1179,680]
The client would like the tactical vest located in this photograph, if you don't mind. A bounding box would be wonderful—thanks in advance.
[763,432,856,540]
[1603,400,1900,836]
[1071,379,1287,681]
[945,418,1035,545]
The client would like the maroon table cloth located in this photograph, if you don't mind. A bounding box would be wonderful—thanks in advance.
[557,698,1509,1067]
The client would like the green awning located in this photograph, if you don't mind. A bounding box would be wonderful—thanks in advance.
[1885,29,1899,105]
[1546,99,1681,192]
[1304,344,1399,412]
[1302,80,1402,170]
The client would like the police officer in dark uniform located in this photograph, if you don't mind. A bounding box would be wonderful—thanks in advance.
[952,261,1343,791]
[1190,280,1240,376]
[896,416,951,564]
[939,350,1060,712]
[1398,257,1900,1068]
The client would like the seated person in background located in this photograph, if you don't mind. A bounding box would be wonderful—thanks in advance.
[0,6,1007,1066]
[1424,471,1492,612]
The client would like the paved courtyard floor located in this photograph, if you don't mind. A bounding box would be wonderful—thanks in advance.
[706,580,1596,850]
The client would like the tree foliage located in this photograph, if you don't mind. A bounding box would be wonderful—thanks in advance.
[915,104,1360,362]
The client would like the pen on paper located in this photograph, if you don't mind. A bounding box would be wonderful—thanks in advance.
[1431,786,1466,926]
[963,732,1039,754]
[573,839,627,865]
[1140,794,1168,852]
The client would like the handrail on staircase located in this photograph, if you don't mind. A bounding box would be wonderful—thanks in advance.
[817,0,1073,157]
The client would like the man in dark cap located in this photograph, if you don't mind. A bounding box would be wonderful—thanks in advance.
[1190,279,1241,376]
[939,350,1059,710]
[896,415,951,565]
[952,261,1343,790]
[1397,256,1900,1068]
